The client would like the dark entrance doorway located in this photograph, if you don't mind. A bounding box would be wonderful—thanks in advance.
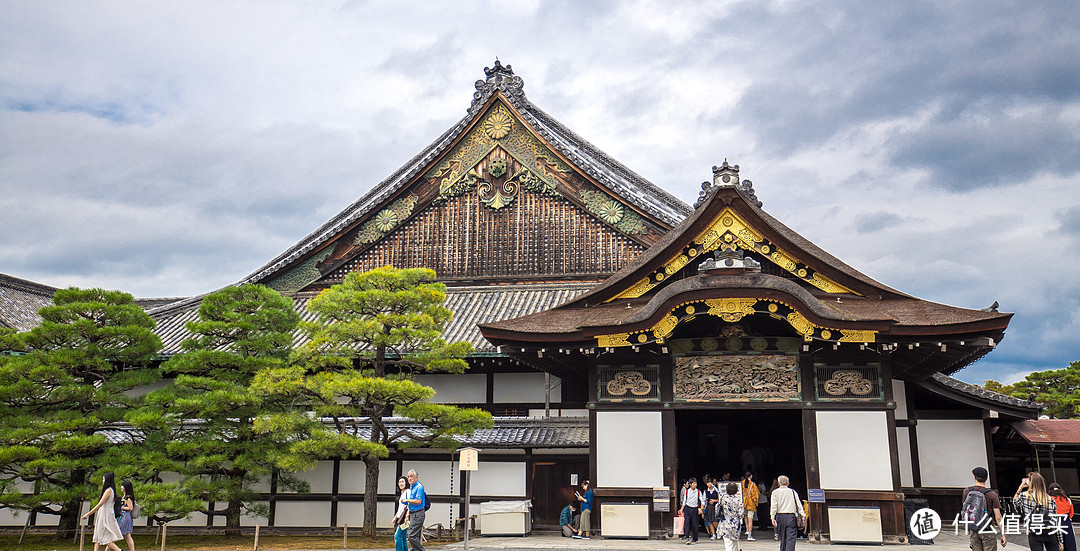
[675,409,807,503]
[531,458,588,529]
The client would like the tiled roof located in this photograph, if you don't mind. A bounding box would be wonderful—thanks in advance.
[345,416,589,448]
[930,373,1041,410]
[100,416,588,448]
[239,62,691,287]
[0,273,56,331]
[151,282,593,355]
[0,273,190,333]
[1011,419,1080,445]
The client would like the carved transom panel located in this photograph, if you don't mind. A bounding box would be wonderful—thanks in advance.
[674,355,800,401]
[814,363,883,400]
[598,364,660,402]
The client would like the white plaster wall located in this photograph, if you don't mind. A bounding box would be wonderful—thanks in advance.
[892,380,908,420]
[468,462,526,497]
[282,460,334,494]
[917,419,988,488]
[33,513,59,526]
[337,500,399,528]
[240,502,269,526]
[274,501,331,527]
[414,374,486,404]
[896,427,914,487]
[596,411,663,488]
[338,460,399,494]
[168,511,209,527]
[401,461,453,494]
[816,411,894,490]
[0,508,24,526]
[493,373,561,403]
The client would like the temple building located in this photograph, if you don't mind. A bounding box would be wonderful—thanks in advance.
[1,62,1042,541]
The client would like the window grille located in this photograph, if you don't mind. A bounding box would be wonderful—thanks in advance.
[597,364,661,402]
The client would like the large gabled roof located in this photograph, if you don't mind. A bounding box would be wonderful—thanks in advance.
[240,62,691,289]
[480,164,1013,378]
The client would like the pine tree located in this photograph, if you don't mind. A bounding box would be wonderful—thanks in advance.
[254,266,493,537]
[137,284,301,534]
[985,361,1080,419]
[0,288,161,538]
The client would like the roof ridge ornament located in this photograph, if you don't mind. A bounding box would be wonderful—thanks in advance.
[694,159,763,209]
[470,59,526,115]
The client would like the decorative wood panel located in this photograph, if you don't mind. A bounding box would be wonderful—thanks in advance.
[322,190,647,284]
[674,354,801,401]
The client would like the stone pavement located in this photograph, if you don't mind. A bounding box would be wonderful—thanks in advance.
[439,530,996,551]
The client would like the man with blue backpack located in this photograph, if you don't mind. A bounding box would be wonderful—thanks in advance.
[405,469,429,551]
[962,466,1007,551]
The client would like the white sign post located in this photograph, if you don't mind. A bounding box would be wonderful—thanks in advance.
[459,448,479,551]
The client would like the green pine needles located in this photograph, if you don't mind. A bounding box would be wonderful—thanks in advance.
[0,288,162,538]
[0,269,493,537]
[253,266,493,537]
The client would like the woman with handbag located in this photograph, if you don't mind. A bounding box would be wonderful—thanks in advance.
[393,475,410,551]
[117,480,136,551]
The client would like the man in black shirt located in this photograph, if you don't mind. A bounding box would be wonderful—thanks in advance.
[962,466,1006,551]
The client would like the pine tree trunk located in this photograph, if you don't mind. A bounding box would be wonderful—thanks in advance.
[56,499,82,540]
[57,467,87,539]
[225,498,242,536]
[362,454,380,537]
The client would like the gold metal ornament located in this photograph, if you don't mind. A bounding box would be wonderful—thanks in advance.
[483,110,514,139]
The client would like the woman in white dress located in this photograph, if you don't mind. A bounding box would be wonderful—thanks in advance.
[81,472,124,551]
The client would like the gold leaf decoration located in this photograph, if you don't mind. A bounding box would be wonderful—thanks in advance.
[580,190,648,235]
[353,195,419,245]
[483,109,514,139]
[612,207,856,301]
[374,210,398,232]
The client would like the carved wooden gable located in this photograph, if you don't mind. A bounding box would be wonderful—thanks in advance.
[264,97,670,293]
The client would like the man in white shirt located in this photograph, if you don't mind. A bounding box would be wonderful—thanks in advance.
[770,475,805,551]
[682,477,705,544]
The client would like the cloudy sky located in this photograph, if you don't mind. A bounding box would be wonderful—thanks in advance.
[2,1,1078,385]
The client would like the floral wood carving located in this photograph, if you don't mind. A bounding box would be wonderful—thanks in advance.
[428,101,569,208]
[823,370,873,396]
[580,190,647,235]
[606,371,653,396]
[675,355,799,401]
[266,249,333,293]
[353,195,419,245]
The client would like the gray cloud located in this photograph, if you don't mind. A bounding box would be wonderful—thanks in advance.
[853,212,905,233]
[889,107,1080,191]
[1,0,1079,386]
